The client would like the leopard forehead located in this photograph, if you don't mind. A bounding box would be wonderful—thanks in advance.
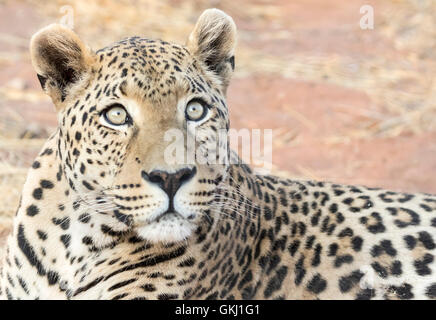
[91,37,223,105]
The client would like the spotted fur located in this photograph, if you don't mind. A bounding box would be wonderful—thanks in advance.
[0,9,435,300]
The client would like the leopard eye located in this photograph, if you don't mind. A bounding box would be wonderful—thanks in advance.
[103,104,129,126]
[186,100,208,122]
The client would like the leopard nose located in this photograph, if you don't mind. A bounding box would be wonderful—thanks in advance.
[141,167,197,200]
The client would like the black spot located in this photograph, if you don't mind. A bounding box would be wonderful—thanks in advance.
[75,131,82,142]
[343,198,353,205]
[371,240,397,257]
[73,201,81,211]
[26,205,39,217]
[414,254,433,276]
[82,112,88,125]
[82,236,93,245]
[238,270,253,290]
[329,203,338,213]
[426,283,436,299]
[403,235,416,250]
[107,55,118,67]
[52,217,70,230]
[351,236,363,251]
[263,206,273,220]
[311,244,322,267]
[108,279,137,291]
[60,234,71,249]
[294,257,306,286]
[371,262,388,278]
[114,210,132,226]
[206,291,219,300]
[334,255,353,268]
[127,236,143,244]
[338,227,353,238]
[390,207,420,228]
[388,283,414,300]
[339,271,363,293]
[17,276,29,295]
[418,231,435,250]
[333,189,345,196]
[41,148,53,156]
[264,266,288,298]
[288,240,300,257]
[391,260,402,276]
[56,165,63,181]
[40,180,54,189]
[305,235,316,249]
[82,180,95,191]
[420,204,432,212]
[356,288,376,300]
[78,213,91,223]
[360,212,385,234]
[73,277,104,297]
[112,293,128,300]
[32,188,43,200]
[157,293,178,300]
[47,271,59,286]
[381,240,397,256]
[142,284,156,292]
[306,273,327,294]
[32,161,41,169]
[80,163,86,174]
[178,257,196,267]
[36,230,47,241]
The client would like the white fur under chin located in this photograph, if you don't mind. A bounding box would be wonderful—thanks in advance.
[135,214,195,243]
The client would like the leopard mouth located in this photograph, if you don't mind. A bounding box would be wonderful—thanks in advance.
[134,211,195,243]
[155,210,184,221]
[133,210,188,228]
[143,210,185,224]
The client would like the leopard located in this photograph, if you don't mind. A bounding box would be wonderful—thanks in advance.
[0,8,435,300]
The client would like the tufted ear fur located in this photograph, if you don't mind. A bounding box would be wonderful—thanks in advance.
[187,9,237,93]
[30,24,95,107]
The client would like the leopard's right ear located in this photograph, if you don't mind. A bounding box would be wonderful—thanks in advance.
[30,24,96,107]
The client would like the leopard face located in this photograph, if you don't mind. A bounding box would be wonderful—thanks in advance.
[30,9,237,243]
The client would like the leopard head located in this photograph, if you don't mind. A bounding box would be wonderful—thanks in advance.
[30,9,237,243]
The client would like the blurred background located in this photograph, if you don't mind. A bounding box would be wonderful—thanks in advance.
[0,0,435,249]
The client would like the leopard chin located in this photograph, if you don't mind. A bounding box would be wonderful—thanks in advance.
[134,212,196,243]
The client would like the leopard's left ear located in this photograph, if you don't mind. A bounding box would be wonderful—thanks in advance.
[187,9,237,93]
